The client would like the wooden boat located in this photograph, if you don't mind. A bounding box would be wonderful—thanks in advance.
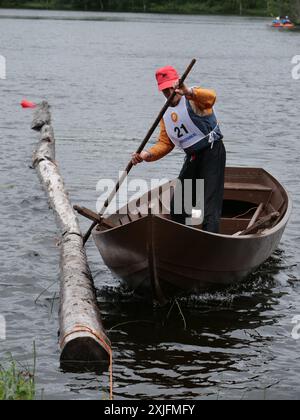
[92,167,291,304]
[272,23,295,29]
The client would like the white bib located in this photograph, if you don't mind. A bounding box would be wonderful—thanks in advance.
[164,97,207,150]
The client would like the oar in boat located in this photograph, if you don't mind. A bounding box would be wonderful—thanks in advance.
[79,58,197,245]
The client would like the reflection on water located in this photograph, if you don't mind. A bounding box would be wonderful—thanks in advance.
[92,250,294,399]
[0,9,299,400]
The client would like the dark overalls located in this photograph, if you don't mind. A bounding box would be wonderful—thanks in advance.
[170,100,226,234]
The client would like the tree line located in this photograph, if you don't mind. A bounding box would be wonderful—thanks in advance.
[0,0,299,20]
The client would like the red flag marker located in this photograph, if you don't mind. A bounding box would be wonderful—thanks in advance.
[21,99,37,109]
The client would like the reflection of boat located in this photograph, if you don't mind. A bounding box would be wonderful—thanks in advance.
[272,16,295,29]
[92,168,292,304]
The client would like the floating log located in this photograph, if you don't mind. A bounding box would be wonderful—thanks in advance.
[31,102,110,368]
[31,101,51,131]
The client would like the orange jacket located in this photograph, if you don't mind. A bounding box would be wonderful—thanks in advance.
[148,87,217,161]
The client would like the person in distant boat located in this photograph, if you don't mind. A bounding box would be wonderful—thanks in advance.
[132,65,226,233]
[278,16,292,24]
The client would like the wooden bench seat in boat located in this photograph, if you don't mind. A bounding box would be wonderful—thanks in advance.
[224,182,273,204]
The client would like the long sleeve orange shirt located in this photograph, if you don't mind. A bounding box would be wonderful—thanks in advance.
[147,87,217,161]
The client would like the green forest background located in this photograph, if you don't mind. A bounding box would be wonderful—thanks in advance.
[0,1,300,21]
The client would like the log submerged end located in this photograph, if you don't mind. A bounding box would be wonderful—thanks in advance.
[60,333,110,369]
[31,101,111,370]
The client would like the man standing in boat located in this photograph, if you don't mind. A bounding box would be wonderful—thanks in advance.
[132,65,226,233]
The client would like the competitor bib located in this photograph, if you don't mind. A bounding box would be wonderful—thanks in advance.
[164,96,208,150]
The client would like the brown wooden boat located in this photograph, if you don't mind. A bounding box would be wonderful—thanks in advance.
[92,167,291,303]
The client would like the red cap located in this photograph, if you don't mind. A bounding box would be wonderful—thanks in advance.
[156,66,179,91]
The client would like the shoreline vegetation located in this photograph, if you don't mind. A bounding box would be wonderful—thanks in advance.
[0,348,36,401]
[0,1,299,21]
[0,360,35,400]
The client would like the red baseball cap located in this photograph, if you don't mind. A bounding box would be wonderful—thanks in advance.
[156,66,179,91]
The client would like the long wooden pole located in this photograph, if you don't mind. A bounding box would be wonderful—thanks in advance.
[82,58,197,244]
[31,102,111,368]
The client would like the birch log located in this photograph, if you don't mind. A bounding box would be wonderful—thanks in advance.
[32,102,110,367]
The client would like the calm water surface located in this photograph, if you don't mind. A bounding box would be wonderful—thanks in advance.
[0,9,300,400]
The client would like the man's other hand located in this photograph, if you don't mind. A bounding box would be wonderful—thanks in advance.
[132,151,152,166]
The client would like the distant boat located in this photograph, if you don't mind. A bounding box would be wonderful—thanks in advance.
[272,16,295,29]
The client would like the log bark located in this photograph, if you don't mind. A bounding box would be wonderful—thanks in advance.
[32,101,52,131]
[31,102,110,367]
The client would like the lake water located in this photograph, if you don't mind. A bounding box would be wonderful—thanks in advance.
[0,9,300,400]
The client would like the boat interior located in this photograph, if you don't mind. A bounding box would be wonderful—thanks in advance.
[99,168,288,236]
